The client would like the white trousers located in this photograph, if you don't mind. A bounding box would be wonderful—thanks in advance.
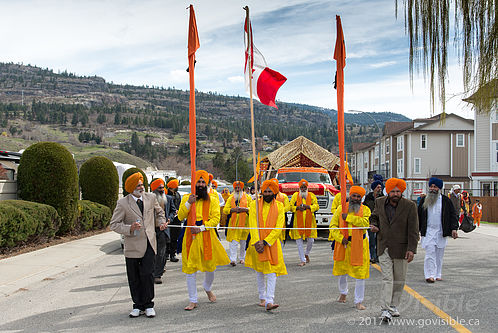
[186,271,215,303]
[229,240,247,262]
[256,272,277,304]
[296,238,314,262]
[424,245,445,279]
[338,275,365,304]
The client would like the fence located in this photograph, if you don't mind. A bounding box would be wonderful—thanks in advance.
[0,180,17,200]
[470,196,498,223]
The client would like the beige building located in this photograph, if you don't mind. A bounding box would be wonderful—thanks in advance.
[350,113,474,199]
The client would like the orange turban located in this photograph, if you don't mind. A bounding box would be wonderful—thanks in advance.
[349,186,366,198]
[208,173,213,183]
[195,170,209,184]
[385,178,407,193]
[125,172,144,194]
[212,180,218,188]
[261,179,278,194]
[298,179,309,187]
[270,178,279,185]
[167,179,179,189]
[233,181,244,189]
[150,178,165,192]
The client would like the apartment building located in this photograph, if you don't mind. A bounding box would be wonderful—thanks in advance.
[350,113,474,199]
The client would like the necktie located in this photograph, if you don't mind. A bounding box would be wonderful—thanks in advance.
[137,199,144,215]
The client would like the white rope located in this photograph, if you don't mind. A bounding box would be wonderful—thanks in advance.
[165,225,370,230]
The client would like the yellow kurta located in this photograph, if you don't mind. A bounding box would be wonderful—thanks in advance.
[245,200,287,276]
[178,193,230,274]
[330,193,341,215]
[223,193,252,242]
[289,192,319,239]
[330,204,371,279]
[276,193,291,242]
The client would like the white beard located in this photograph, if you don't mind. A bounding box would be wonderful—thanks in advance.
[423,191,439,210]
[233,191,242,202]
[299,190,308,200]
[133,189,143,197]
[155,192,167,208]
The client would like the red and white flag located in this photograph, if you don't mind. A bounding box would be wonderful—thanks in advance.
[244,15,287,108]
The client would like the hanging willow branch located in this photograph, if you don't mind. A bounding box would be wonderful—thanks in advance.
[396,0,497,114]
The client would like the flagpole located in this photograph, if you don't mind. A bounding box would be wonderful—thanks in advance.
[244,6,260,230]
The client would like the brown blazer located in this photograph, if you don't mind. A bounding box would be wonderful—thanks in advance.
[369,196,419,259]
[110,192,166,258]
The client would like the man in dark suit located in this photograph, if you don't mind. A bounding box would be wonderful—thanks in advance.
[370,178,419,322]
[150,178,176,284]
[110,172,168,318]
[167,178,182,262]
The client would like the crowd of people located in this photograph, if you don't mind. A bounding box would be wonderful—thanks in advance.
[109,170,482,322]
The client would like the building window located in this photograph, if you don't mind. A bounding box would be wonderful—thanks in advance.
[414,158,421,174]
[397,136,404,151]
[456,134,465,147]
[495,142,498,163]
[386,139,390,154]
[397,159,404,176]
[420,134,427,149]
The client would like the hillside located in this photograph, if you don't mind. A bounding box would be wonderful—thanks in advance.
[0,62,410,177]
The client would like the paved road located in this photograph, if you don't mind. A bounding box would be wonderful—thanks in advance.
[0,225,497,332]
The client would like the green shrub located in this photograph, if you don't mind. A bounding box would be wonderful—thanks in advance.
[0,200,60,248]
[77,200,112,232]
[80,156,119,211]
[17,142,79,235]
[122,167,148,196]
[180,180,191,185]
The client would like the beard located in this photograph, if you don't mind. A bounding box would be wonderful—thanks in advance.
[349,201,361,214]
[132,189,143,197]
[388,193,401,204]
[233,191,242,202]
[299,190,308,199]
[155,192,167,208]
[196,186,209,200]
[423,190,440,209]
[263,194,275,203]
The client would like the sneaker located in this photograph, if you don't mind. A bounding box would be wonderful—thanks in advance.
[129,309,141,318]
[389,306,400,317]
[145,308,156,318]
[154,277,162,284]
[381,309,392,322]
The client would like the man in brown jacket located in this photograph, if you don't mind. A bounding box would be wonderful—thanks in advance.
[370,178,419,322]
[110,172,168,318]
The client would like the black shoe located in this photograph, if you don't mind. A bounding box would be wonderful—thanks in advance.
[170,255,179,262]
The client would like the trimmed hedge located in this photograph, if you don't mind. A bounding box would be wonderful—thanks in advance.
[76,200,112,232]
[80,156,119,211]
[17,142,79,235]
[122,167,148,196]
[0,200,60,248]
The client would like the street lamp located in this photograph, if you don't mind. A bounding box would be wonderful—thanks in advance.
[347,110,384,177]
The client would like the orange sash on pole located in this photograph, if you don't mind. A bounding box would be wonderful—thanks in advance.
[257,199,279,265]
[333,203,364,266]
[296,195,312,237]
[186,198,212,261]
[229,195,248,228]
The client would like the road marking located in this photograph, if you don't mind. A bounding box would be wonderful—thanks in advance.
[372,263,471,333]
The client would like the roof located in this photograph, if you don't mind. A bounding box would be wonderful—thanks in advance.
[352,142,375,152]
[383,121,413,136]
[463,79,498,103]
[412,113,473,125]
[263,136,340,171]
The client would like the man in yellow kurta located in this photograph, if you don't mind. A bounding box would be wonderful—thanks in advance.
[330,186,371,310]
[178,170,230,311]
[271,178,291,249]
[245,180,287,311]
[223,181,252,266]
[290,179,319,266]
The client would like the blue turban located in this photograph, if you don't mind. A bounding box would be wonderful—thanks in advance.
[429,177,443,189]
[371,174,384,190]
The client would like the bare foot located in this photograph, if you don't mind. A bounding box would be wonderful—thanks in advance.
[305,255,310,263]
[297,262,306,267]
[184,302,197,311]
[230,262,236,267]
[265,303,279,311]
[258,299,266,307]
[355,303,366,310]
[426,278,435,283]
[436,278,442,281]
[239,259,245,264]
[337,294,347,303]
[205,290,217,302]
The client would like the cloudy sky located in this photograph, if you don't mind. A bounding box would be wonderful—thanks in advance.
[0,0,474,119]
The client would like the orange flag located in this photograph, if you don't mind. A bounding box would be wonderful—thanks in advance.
[345,153,354,185]
[187,5,199,229]
[248,152,260,183]
[334,15,348,241]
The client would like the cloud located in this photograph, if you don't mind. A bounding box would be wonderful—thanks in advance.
[228,76,244,83]
[370,61,397,68]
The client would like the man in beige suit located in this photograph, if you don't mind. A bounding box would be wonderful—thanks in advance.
[110,172,168,318]
[370,178,419,322]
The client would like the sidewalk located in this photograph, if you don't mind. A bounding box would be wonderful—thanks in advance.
[0,231,121,297]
